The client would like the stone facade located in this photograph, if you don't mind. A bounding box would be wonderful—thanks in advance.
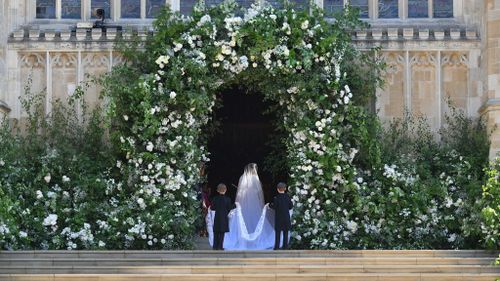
[0,0,498,157]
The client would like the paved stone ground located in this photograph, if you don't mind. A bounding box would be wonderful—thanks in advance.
[194,235,211,250]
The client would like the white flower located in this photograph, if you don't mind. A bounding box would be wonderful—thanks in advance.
[43,214,58,226]
[448,233,457,243]
[62,175,70,183]
[44,174,51,183]
[173,42,183,52]
[137,198,146,209]
[168,234,174,239]
[0,159,4,166]
[123,115,129,121]
[147,240,153,246]
[19,231,28,238]
[98,241,106,247]
[198,14,212,26]
[270,14,277,20]
[155,55,170,68]
[36,190,43,199]
[161,238,166,244]
[301,20,309,30]
[146,142,154,152]
[169,91,177,99]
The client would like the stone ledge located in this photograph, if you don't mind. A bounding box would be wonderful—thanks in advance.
[353,27,478,41]
[10,26,478,44]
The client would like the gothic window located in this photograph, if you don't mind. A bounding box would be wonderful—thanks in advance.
[180,0,196,15]
[408,0,428,18]
[121,0,141,18]
[378,0,398,18]
[324,0,343,15]
[433,0,453,18]
[62,0,81,19]
[91,0,111,18]
[36,0,56,19]
[349,0,368,18]
[146,0,164,18]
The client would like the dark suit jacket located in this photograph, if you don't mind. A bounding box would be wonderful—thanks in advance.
[211,194,236,233]
[269,192,293,231]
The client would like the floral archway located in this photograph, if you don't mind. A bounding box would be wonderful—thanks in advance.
[104,0,375,249]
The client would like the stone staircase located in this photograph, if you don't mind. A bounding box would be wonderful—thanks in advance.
[0,250,499,280]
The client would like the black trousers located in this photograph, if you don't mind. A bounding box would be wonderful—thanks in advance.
[274,229,289,250]
[213,231,225,250]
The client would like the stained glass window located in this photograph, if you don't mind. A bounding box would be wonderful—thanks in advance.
[91,0,111,18]
[408,0,428,18]
[121,0,140,18]
[146,0,164,18]
[36,0,56,19]
[350,0,368,18]
[324,0,344,16]
[433,0,453,18]
[378,0,398,18]
[62,0,81,19]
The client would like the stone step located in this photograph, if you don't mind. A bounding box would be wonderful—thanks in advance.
[1,257,496,266]
[1,264,499,274]
[0,273,499,281]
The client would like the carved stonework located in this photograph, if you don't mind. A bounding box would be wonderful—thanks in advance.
[380,52,405,75]
[83,53,110,69]
[441,53,468,68]
[112,53,126,66]
[410,52,437,67]
[51,53,78,69]
[19,53,45,68]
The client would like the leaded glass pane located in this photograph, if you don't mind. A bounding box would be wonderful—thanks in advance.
[91,0,111,18]
[146,0,164,18]
[269,0,308,10]
[62,0,81,19]
[324,0,344,16]
[408,0,428,18]
[36,0,56,19]
[378,0,398,18]
[433,0,453,18]
[121,0,141,18]
[180,0,196,15]
[350,0,368,18]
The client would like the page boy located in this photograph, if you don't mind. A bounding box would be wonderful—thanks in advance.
[211,183,236,250]
[269,182,293,250]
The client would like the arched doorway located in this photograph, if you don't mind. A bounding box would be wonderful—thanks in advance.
[207,85,276,203]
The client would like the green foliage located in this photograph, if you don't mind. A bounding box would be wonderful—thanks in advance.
[481,159,500,249]
[0,82,112,249]
[350,109,490,249]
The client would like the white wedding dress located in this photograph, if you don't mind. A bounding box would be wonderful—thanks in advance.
[207,166,287,250]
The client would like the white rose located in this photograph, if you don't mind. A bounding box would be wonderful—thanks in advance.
[146,142,154,152]
[301,20,309,30]
[123,115,129,121]
[19,231,28,238]
[98,241,106,247]
[169,91,177,99]
[44,174,51,183]
[36,190,43,199]
[62,175,70,183]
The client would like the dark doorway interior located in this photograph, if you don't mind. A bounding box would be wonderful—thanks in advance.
[207,86,275,203]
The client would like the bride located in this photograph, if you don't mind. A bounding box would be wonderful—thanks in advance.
[235,163,264,233]
[206,163,276,250]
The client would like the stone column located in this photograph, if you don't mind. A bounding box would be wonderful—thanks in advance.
[483,0,500,159]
